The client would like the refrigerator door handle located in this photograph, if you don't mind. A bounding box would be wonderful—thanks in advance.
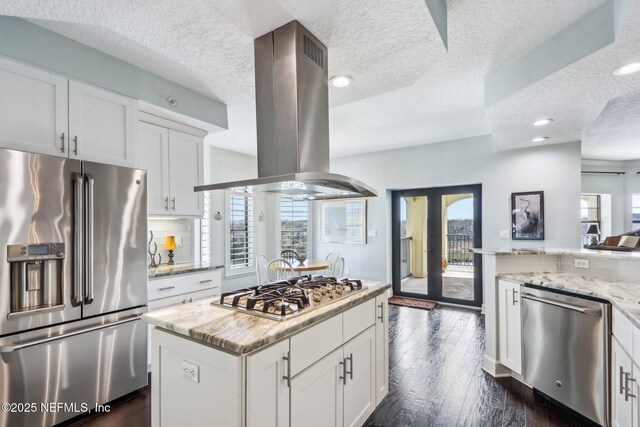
[84,173,95,304]
[72,173,84,306]
[0,315,142,352]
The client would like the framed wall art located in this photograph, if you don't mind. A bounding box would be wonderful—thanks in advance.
[511,191,544,240]
[320,199,367,244]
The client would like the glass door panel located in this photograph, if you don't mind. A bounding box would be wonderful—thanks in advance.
[441,193,475,301]
[400,196,429,296]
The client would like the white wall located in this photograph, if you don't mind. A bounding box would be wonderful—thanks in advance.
[314,136,582,283]
[208,145,279,292]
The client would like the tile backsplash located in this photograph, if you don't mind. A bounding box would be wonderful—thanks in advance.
[148,219,195,265]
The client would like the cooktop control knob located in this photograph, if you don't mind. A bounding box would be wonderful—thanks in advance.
[57,252,64,258]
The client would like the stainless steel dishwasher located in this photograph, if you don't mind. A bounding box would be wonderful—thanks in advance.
[521,285,610,426]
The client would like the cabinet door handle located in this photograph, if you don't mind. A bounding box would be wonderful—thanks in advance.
[377,302,384,323]
[171,197,176,211]
[346,353,353,380]
[625,372,637,401]
[60,132,65,154]
[158,286,175,291]
[199,280,213,284]
[188,297,193,303]
[282,351,291,388]
[73,136,78,155]
[164,197,169,211]
[620,366,626,395]
[339,358,347,385]
[512,289,518,305]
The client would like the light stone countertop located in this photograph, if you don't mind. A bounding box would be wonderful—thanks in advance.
[142,280,391,354]
[474,247,640,260]
[499,272,640,329]
[148,262,224,279]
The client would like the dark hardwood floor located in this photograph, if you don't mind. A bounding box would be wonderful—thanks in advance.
[364,305,590,427]
[62,305,589,426]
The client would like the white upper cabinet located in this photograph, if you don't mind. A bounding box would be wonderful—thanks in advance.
[138,118,205,217]
[0,58,68,157]
[168,129,204,216]
[69,80,137,167]
[138,122,170,214]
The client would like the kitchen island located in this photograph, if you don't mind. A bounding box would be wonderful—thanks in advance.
[143,280,391,427]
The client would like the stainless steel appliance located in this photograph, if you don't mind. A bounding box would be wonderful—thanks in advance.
[521,285,610,426]
[213,275,366,321]
[196,21,377,200]
[0,147,148,426]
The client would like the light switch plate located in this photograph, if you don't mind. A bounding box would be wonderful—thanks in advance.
[574,259,590,269]
[499,230,510,239]
[181,360,199,383]
[344,268,350,275]
[367,230,377,237]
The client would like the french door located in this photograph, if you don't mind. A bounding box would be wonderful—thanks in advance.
[391,184,482,307]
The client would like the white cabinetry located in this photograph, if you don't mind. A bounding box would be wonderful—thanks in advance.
[152,328,242,427]
[0,58,68,157]
[611,307,640,427]
[0,58,137,166]
[374,293,389,404]
[343,326,376,427]
[137,120,204,217]
[68,80,137,166]
[291,347,345,427]
[497,279,522,374]
[246,340,290,427]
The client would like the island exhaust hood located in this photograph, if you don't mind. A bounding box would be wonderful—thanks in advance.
[195,21,377,200]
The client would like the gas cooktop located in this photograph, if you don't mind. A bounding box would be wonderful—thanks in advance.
[211,275,366,321]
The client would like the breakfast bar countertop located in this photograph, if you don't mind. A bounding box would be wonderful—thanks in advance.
[499,271,640,330]
[142,280,391,354]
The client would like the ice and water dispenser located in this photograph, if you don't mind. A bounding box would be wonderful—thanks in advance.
[7,243,65,317]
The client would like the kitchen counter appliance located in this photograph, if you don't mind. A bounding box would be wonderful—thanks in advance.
[213,275,365,320]
[521,284,610,426]
[0,147,148,426]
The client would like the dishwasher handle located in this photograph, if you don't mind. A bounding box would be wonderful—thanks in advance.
[521,292,602,316]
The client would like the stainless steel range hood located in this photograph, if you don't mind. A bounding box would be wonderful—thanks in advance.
[195,21,377,200]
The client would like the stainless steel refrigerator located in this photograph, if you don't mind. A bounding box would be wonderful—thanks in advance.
[0,147,148,426]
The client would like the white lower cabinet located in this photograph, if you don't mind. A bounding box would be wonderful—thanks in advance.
[291,347,345,427]
[497,279,522,374]
[152,328,242,427]
[612,337,635,427]
[246,340,290,427]
[374,293,389,404]
[343,327,376,427]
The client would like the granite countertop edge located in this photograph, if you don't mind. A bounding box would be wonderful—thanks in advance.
[148,264,224,280]
[474,247,640,260]
[143,281,391,354]
[498,272,640,329]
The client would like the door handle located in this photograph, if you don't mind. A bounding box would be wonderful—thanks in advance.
[72,173,84,306]
[339,358,347,385]
[621,366,626,395]
[171,197,176,211]
[377,302,384,323]
[282,351,292,388]
[73,136,78,155]
[521,293,601,316]
[0,315,141,352]
[60,132,65,154]
[346,353,353,380]
[84,173,95,304]
[512,289,518,305]
[625,372,637,401]
[164,197,169,211]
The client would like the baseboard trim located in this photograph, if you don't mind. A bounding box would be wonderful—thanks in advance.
[481,355,512,378]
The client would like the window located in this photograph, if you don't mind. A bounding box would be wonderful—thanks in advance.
[280,198,310,258]
[226,192,254,274]
[580,194,600,244]
[634,194,640,225]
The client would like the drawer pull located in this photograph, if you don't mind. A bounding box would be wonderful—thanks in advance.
[282,351,291,388]
[199,280,213,284]
[158,286,175,291]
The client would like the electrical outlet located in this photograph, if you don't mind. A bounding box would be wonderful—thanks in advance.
[181,360,199,383]
[367,229,377,237]
[499,230,510,239]
[574,259,590,269]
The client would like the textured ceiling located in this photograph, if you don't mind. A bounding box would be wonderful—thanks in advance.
[0,0,625,158]
[485,0,640,160]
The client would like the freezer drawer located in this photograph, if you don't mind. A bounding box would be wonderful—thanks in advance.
[0,311,147,427]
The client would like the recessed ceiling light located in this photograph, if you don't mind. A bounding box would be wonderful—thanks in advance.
[532,137,548,143]
[613,62,640,76]
[330,76,353,88]
[533,118,553,126]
